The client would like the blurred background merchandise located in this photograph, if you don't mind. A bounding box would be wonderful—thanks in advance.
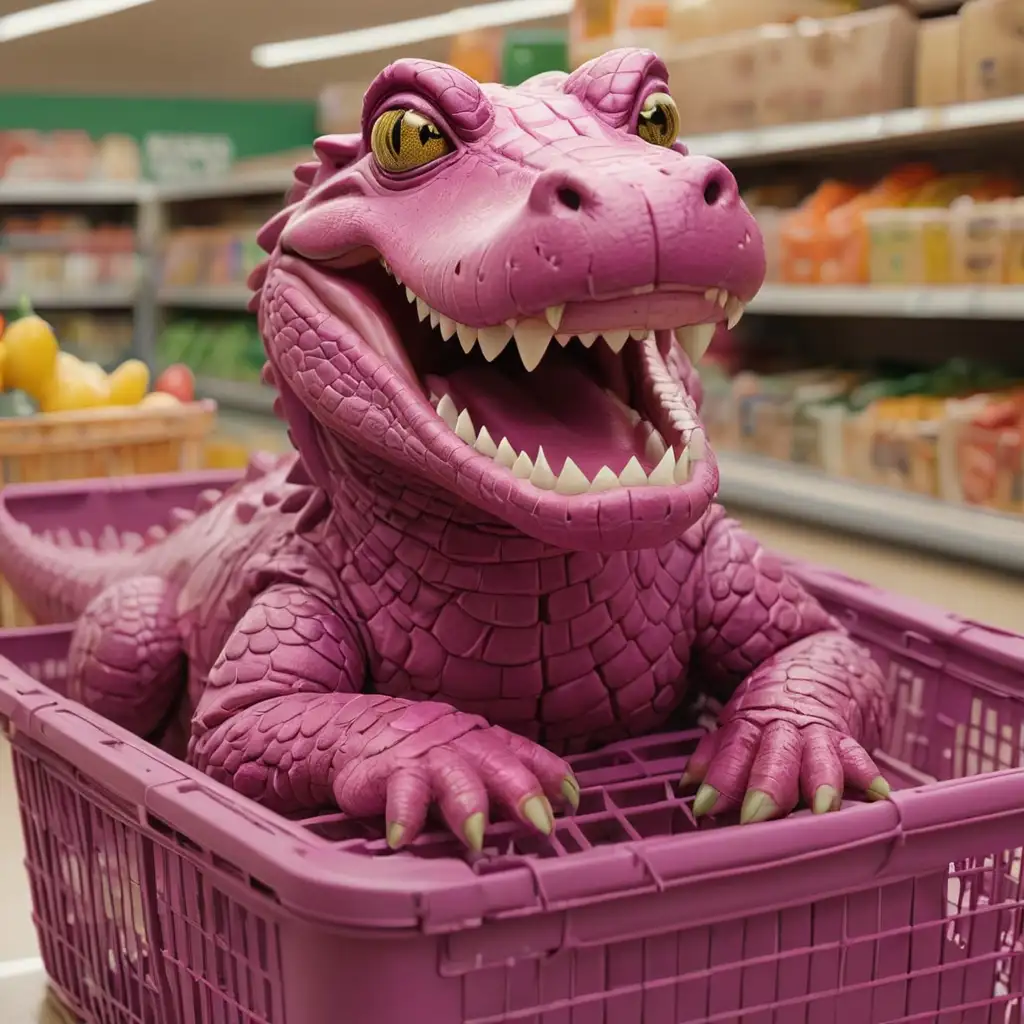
[0,0,1023,563]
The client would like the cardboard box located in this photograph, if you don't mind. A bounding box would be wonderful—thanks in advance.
[916,15,963,106]
[666,0,853,45]
[666,30,764,134]
[788,5,918,122]
[960,0,1024,101]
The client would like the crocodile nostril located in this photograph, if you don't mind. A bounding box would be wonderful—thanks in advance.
[556,187,582,211]
[703,175,724,206]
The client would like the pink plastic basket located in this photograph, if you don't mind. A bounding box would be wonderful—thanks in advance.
[1,474,1024,1024]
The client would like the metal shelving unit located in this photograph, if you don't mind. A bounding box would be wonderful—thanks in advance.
[716,453,1024,573]
[750,285,1024,320]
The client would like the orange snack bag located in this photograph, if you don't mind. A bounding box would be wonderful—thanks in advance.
[779,181,862,284]
[819,164,937,284]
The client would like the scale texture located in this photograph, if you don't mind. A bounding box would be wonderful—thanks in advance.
[0,49,891,849]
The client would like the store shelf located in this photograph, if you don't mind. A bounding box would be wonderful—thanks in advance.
[157,171,294,202]
[0,180,148,205]
[0,287,137,310]
[196,376,276,415]
[159,286,252,310]
[717,452,1024,573]
[686,96,1024,165]
[749,285,1024,320]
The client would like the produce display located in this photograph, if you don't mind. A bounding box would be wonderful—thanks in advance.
[702,328,1024,515]
[0,298,195,416]
[158,317,263,382]
[0,215,139,294]
[750,165,1024,287]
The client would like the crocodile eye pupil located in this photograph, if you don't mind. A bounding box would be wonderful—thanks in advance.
[371,108,453,173]
[636,92,679,149]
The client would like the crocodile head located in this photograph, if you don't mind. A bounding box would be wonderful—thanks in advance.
[254,48,765,551]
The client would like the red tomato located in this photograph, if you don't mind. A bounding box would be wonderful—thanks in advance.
[154,364,195,403]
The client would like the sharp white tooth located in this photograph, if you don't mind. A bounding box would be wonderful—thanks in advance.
[529,447,557,489]
[676,323,716,364]
[726,298,745,330]
[590,466,620,492]
[405,286,417,304]
[512,450,534,478]
[455,408,476,444]
[674,447,691,484]
[436,394,458,429]
[555,457,590,495]
[629,329,649,340]
[513,320,553,372]
[477,324,512,362]
[545,304,565,330]
[704,288,719,304]
[439,315,456,341]
[649,448,675,486]
[717,291,728,309]
[689,428,707,461]
[475,426,498,457]
[429,308,440,328]
[457,323,477,354]
[578,332,598,348]
[645,429,668,462]
[416,298,430,321]
[603,330,629,354]
[619,456,648,487]
[556,334,573,347]
[495,437,517,469]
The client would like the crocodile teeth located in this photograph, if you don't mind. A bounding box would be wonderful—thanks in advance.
[555,457,590,495]
[478,324,512,362]
[474,425,498,457]
[436,394,458,430]
[545,304,565,330]
[726,295,745,329]
[676,323,716,364]
[454,408,476,444]
[456,322,477,354]
[435,393,703,493]
[513,319,553,371]
[439,314,456,341]
[603,330,630,354]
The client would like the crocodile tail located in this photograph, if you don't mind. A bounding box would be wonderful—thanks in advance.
[0,496,138,624]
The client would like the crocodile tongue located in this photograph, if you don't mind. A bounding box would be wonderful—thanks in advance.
[426,346,649,479]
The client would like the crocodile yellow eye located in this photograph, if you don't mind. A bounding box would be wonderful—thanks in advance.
[637,92,679,148]
[371,109,452,173]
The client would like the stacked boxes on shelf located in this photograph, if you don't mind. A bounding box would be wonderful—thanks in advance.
[703,346,1024,515]
[748,168,1024,287]
[162,224,265,292]
[0,215,139,294]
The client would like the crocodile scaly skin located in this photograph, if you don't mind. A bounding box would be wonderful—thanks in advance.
[0,50,890,848]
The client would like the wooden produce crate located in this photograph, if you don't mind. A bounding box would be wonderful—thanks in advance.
[0,400,217,626]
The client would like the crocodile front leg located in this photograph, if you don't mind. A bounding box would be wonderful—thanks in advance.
[683,508,891,824]
[188,584,577,849]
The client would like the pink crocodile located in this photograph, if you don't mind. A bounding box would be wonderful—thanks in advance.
[0,49,891,851]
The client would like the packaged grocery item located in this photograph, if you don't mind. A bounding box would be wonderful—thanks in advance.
[960,0,1024,102]
[779,180,862,284]
[1004,198,1024,284]
[820,165,937,285]
[948,393,1024,512]
[571,0,670,67]
[916,15,962,107]
[949,198,1012,285]
[448,29,504,82]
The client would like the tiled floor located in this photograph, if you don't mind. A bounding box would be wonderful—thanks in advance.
[1,509,1022,1021]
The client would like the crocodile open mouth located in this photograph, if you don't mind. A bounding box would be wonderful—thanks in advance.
[288,253,742,496]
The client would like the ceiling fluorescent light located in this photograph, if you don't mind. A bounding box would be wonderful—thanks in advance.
[252,0,573,69]
[0,0,154,42]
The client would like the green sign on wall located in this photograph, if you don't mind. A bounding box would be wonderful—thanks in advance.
[0,93,317,162]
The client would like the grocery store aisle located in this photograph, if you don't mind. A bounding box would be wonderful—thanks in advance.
[1,513,1022,1021]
